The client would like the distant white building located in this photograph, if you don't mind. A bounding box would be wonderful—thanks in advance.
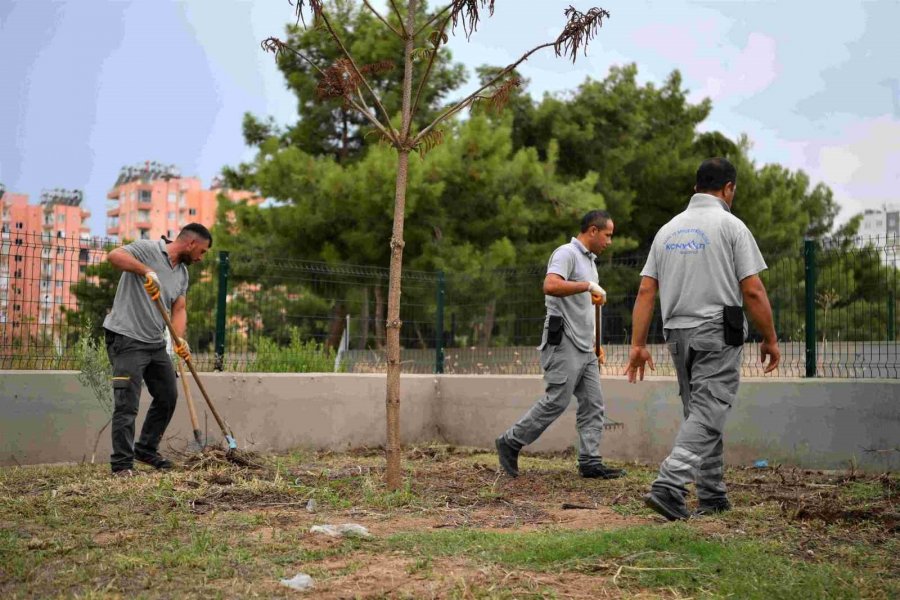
[857,204,899,267]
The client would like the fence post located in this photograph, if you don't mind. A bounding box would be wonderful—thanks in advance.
[434,270,445,374]
[214,250,230,372]
[804,239,817,377]
[889,290,896,341]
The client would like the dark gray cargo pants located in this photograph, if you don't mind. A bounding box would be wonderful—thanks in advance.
[652,321,742,503]
[104,329,178,471]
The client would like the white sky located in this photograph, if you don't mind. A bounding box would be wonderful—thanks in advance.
[1,0,898,235]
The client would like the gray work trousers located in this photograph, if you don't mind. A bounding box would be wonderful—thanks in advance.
[652,320,741,503]
[104,329,178,471]
[502,333,606,467]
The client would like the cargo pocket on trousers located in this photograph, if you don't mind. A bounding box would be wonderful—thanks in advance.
[543,370,568,397]
[111,376,134,412]
[667,341,679,356]
[702,381,736,434]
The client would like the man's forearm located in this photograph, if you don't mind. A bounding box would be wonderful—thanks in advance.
[544,278,592,298]
[744,292,776,343]
[630,289,655,346]
[171,307,187,340]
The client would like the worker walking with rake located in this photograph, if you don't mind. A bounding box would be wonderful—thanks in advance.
[496,211,625,480]
[102,223,212,477]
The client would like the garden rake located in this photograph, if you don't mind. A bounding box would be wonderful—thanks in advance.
[152,296,239,452]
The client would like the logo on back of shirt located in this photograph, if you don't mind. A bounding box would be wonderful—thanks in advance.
[664,228,710,254]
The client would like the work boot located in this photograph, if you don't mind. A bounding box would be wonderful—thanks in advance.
[578,463,626,479]
[643,487,690,521]
[134,450,174,470]
[694,497,732,516]
[495,436,520,478]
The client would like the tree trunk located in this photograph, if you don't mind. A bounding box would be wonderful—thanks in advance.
[481,299,496,347]
[384,0,417,491]
[340,109,350,163]
[325,302,348,350]
[374,285,385,349]
[358,285,370,350]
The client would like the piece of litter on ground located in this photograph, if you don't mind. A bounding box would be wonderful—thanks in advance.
[309,523,371,538]
[753,459,769,468]
[280,573,314,591]
[306,498,317,513]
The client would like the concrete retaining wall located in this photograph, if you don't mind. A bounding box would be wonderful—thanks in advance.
[1,372,897,471]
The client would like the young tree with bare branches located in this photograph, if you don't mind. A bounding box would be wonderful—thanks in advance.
[263,0,610,489]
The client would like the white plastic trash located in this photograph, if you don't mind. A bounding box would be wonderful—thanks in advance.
[309,523,371,538]
[280,573,314,591]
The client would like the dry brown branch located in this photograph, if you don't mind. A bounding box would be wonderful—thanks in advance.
[554,6,610,63]
[450,0,495,39]
[362,0,405,38]
[473,76,521,113]
[260,37,327,77]
[289,0,324,27]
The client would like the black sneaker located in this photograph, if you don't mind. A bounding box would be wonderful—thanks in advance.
[134,450,174,470]
[578,463,626,479]
[643,488,690,521]
[694,498,732,516]
[495,437,519,478]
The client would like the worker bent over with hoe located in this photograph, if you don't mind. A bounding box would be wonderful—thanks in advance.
[103,224,212,477]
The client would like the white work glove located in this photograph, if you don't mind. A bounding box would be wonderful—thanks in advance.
[587,281,607,305]
[143,271,161,300]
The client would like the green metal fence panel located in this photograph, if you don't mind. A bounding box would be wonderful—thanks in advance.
[1,232,897,378]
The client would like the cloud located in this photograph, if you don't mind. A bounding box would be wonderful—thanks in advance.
[631,22,778,103]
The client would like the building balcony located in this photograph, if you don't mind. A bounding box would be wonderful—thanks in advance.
[107,206,119,217]
[136,221,152,229]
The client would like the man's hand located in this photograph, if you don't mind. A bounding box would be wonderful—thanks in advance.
[596,345,606,365]
[588,281,607,305]
[143,271,161,301]
[623,346,655,383]
[759,339,781,374]
[174,337,191,362]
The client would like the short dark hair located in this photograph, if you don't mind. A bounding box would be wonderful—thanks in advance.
[696,157,737,192]
[580,210,612,233]
[177,223,213,248]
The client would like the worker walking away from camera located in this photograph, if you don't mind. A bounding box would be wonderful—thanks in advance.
[624,158,780,520]
[496,210,625,480]
[103,223,212,477]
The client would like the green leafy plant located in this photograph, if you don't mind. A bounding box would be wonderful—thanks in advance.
[73,332,113,463]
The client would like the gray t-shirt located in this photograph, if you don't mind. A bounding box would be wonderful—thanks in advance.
[641,193,766,329]
[543,237,599,352]
[103,240,189,343]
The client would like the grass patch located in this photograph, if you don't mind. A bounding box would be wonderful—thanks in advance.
[388,524,896,599]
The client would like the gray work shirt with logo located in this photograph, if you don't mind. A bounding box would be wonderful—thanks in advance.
[543,237,599,352]
[102,240,189,343]
[641,193,766,329]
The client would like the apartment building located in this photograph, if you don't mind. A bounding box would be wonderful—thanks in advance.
[106,162,260,241]
[0,187,96,346]
[858,204,900,268]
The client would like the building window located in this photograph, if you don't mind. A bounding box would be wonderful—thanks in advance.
[168,192,176,203]
[168,211,175,220]
[140,230,150,240]
[55,281,63,289]
[79,265,86,274]
[16,222,23,229]
[14,304,20,311]
[14,255,22,262]
[188,208,197,216]
[140,190,152,202]
[58,213,65,223]
[55,294,62,303]
[56,264,63,273]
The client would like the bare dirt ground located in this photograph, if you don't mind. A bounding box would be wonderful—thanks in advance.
[1,445,897,598]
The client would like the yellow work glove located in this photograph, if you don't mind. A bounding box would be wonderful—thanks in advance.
[174,337,191,362]
[143,271,161,301]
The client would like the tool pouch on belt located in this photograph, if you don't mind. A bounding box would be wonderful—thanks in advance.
[547,315,564,345]
[723,305,744,346]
